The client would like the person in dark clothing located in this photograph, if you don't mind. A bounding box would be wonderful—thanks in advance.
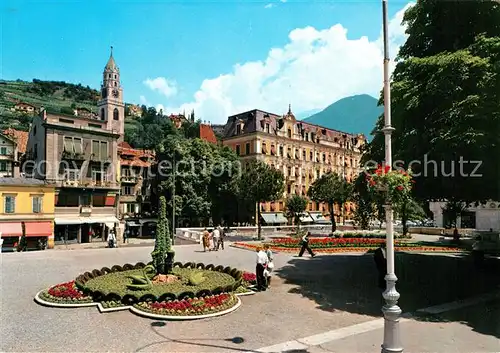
[374,245,387,290]
[298,232,315,257]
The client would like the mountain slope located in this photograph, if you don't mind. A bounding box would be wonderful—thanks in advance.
[303,94,382,138]
[0,79,137,131]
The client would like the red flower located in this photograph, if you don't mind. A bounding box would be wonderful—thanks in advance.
[384,165,391,173]
[242,272,256,282]
[48,281,87,300]
[396,185,404,191]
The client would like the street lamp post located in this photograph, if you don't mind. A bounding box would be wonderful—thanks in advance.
[172,152,176,246]
[381,0,403,352]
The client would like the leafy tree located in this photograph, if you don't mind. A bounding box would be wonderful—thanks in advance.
[441,199,468,228]
[308,172,353,233]
[238,160,285,240]
[396,198,426,236]
[352,173,375,230]
[365,1,500,203]
[284,195,308,232]
[207,144,241,227]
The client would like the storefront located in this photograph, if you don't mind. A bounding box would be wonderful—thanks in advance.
[54,217,119,244]
[0,221,53,251]
[124,219,157,238]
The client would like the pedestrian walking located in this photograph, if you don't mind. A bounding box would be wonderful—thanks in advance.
[264,244,274,288]
[202,228,210,252]
[212,226,220,251]
[298,232,315,257]
[255,246,268,291]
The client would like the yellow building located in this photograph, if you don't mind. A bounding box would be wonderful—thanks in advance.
[222,106,366,224]
[0,178,55,250]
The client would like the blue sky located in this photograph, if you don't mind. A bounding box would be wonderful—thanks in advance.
[2,0,413,123]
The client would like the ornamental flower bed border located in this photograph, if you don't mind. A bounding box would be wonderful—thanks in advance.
[39,281,93,304]
[232,242,463,254]
[35,261,252,319]
[133,293,238,316]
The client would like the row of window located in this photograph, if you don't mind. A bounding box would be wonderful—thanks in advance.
[3,195,42,214]
[0,161,12,172]
[0,147,11,155]
[63,137,109,160]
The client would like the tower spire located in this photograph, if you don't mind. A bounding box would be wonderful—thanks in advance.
[288,103,292,114]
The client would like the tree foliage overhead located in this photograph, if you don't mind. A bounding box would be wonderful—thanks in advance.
[365,0,500,203]
[155,135,241,227]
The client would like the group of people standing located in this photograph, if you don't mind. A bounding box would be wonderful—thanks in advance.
[202,226,225,252]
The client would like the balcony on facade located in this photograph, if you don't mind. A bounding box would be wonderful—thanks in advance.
[120,175,139,184]
[120,194,139,203]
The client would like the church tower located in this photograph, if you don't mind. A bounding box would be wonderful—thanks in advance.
[97,46,125,142]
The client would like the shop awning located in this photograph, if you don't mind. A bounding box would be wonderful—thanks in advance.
[81,217,119,225]
[25,221,52,237]
[309,212,331,224]
[140,219,158,225]
[126,221,141,227]
[299,213,314,223]
[55,217,119,225]
[55,217,82,225]
[0,222,22,237]
[261,212,288,224]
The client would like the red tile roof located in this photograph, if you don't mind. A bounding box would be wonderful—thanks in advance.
[118,145,155,168]
[200,124,217,144]
[3,128,29,153]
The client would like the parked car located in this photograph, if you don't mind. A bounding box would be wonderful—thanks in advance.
[472,230,500,266]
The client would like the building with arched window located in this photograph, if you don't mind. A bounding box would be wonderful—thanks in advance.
[23,48,125,244]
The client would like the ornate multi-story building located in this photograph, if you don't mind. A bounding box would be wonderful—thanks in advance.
[222,106,366,224]
[24,49,124,244]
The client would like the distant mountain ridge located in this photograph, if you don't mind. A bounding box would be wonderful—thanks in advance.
[302,94,382,139]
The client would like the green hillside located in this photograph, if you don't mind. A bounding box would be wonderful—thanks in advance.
[0,79,138,132]
[303,94,382,139]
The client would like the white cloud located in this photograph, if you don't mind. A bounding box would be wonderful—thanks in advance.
[264,3,274,9]
[165,3,413,124]
[139,95,150,106]
[143,77,178,97]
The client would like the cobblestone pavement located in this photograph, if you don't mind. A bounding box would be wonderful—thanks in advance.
[1,245,499,352]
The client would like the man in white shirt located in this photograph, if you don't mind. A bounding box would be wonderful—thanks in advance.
[212,227,220,251]
[255,246,268,291]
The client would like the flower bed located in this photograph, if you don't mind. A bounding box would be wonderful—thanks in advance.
[39,281,93,304]
[232,240,462,254]
[242,272,257,288]
[133,293,238,316]
[35,261,249,320]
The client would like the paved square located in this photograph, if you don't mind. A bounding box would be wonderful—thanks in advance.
[1,244,499,352]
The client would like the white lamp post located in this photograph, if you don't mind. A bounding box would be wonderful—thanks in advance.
[381,0,403,352]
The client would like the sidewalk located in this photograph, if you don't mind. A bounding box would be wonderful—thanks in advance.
[253,296,500,353]
[53,237,155,250]
[316,301,500,353]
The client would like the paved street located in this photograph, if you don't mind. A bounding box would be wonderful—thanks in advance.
[1,244,499,352]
